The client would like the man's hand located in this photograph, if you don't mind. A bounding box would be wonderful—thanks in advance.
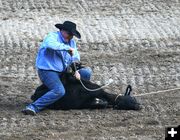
[68,48,74,56]
[74,71,81,80]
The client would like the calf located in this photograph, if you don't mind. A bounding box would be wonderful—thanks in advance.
[31,72,141,110]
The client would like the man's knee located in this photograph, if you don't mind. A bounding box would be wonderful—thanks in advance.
[86,67,92,75]
[79,67,92,81]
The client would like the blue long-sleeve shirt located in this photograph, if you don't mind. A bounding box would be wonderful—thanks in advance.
[36,31,80,72]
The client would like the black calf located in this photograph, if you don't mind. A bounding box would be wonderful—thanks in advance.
[31,72,141,110]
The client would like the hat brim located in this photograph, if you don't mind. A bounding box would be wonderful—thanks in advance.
[55,24,81,39]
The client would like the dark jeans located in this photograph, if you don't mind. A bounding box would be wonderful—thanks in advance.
[27,67,92,112]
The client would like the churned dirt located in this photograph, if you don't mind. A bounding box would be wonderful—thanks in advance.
[0,0,180,139]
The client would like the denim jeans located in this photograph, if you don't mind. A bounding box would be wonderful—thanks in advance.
[28,67,92,112]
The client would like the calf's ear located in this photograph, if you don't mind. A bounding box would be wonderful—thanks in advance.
[124,85,132,96]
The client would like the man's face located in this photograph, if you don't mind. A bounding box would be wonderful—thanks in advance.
[61,30,73,42]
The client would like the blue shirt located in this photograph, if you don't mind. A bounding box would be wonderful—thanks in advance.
[36,31,80,72]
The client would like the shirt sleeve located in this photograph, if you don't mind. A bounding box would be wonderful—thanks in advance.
[43,32,71,51]
[72,41,80,62]
[72,48,80,62]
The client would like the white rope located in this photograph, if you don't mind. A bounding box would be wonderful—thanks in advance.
[134,87,180,97]
[73,62,114,91]
[114,86,180,102]
[79,79,113,91]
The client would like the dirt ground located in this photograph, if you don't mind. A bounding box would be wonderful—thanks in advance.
[0,0,180,139]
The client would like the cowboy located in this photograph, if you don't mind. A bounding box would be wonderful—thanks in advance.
[22,21,92,115]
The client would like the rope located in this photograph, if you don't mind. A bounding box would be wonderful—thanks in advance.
[79,79,113,92]
[73,62,113,91]
[57,50,113,91]
[114,86,180,102]
[134,87,180,97]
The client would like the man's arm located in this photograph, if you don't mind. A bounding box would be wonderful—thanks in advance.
[71,41,80,62]
[72,48,80,62]
[42,32,71,51]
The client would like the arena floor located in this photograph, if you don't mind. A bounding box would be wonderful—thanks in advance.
[0,0,180,139]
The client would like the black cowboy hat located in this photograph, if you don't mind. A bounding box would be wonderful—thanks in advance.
[55,21,81,39]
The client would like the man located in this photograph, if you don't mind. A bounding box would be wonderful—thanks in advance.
[22,21,92,115]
